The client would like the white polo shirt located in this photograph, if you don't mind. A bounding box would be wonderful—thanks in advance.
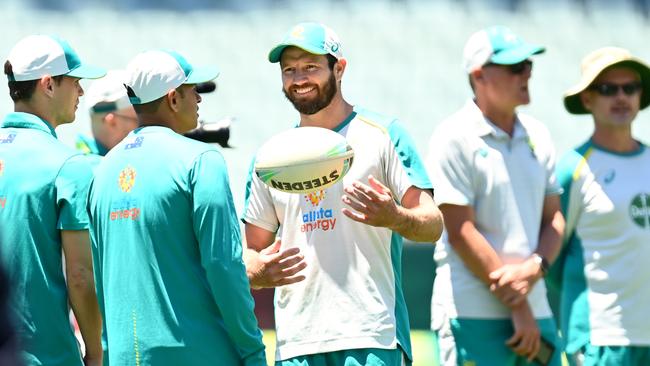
[244,106,431,361]
[559,141,650,347]
[426,100,560,321]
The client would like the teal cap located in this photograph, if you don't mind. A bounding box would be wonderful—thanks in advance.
[268,22,343,63]
[463,26,545,73]
[6,35,106,82]
[125,50,220,105]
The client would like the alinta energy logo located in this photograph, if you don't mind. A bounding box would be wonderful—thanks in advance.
[118,166,137,193]
[630,193,650,229]
[301,190,336,232]
[0,159,4,177]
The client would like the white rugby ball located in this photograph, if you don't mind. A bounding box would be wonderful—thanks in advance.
[255,127,354,194]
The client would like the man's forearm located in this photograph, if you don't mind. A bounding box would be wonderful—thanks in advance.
[450,224,504,285]
[67,265,103,360]
[390,202,444,243]
[535,210,565,265]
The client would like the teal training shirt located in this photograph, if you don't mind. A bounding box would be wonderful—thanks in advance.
[0,112,93,366]
[87,126,265,366]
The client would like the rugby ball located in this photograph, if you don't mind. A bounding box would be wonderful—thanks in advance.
[255,127,354,194]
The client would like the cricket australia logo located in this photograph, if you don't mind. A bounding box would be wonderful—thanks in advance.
[118,166,137,193]
[630,193,650,229]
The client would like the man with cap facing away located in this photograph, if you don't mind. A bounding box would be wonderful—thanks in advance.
[546,47,650,366]
[77,70,138,156]
[86,50,266,365]
[425,26,565,365]
[0,35,106,366]
[243,22,443,365]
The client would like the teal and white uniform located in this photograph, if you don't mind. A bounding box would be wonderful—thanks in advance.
[0,112,94,366]
[552,140,650,364]
[426,100,561,366]
[243,107,431,363]
[87,126,266,366]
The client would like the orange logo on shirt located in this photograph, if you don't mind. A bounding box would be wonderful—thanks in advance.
[305,190,326,206]
[0,160,4,177]
[118,166,137,193]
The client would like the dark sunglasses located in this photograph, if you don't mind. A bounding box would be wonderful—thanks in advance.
[484,60,532,74]
[588,82,643,96]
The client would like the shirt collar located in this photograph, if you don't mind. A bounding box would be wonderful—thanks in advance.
[464,99,529,140]
[1,112,57,138]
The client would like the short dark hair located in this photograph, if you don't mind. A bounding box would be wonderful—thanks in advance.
[129,85,185,115]
[4,61,64,102]
[326,54,338,70]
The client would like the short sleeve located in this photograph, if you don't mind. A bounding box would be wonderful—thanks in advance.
[384,120,432,203]
[56,154,94,230]
[242,156,280,233]
[426,129,475,207]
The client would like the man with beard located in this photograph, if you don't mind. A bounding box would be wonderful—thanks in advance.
[243,22,443,365]
[425,26,564,366]
[547,47,650,366]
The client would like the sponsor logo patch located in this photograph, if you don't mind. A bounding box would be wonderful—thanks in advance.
[301,190,336,232]
[630,193,650,229]
[0,133,16,144]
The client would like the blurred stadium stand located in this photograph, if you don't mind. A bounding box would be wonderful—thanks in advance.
[2,0,649,332]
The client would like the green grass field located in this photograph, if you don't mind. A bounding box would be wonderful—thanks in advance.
[261,330,439,365]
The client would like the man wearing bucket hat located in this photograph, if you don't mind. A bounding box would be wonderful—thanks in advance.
[426,26,565,366]
[86,50,266,365]
[0,35,106,366]
[243,22,443,365]
[77,70,137,157]
[547,47,650,366]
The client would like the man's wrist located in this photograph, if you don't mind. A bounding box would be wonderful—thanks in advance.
[530,253,549,276]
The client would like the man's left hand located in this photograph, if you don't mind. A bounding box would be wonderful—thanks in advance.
[341,175,398,229]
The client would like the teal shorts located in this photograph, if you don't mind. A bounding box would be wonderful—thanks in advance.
[583,344,650,366]
[436,317,561,366]
[276,348,409,366]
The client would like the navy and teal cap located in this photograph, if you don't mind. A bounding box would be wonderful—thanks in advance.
[268,22,343,63]
[125,50,220,105]
[6,35,106,82]
[463,26,545,73]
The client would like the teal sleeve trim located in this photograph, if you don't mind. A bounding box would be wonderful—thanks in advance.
[190,151,266,363]
[241,155,257,224]
[387,121,432,190]
[391,232,413,361]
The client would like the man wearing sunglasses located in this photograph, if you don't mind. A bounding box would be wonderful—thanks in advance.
[426,26,564,366]
[78,70,138,156]
[548,47,650,366]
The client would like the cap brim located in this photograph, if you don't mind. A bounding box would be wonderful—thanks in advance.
[564,59,650,114]
[268,43,329,63]
[66,64,107,80]
[490,44,545,65]
[185,65,220,84]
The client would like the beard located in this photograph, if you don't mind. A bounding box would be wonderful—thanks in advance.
[283,72,337,115]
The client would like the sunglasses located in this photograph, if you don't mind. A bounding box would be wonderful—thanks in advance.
[484,60,533,75]
[588,82,643,96]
